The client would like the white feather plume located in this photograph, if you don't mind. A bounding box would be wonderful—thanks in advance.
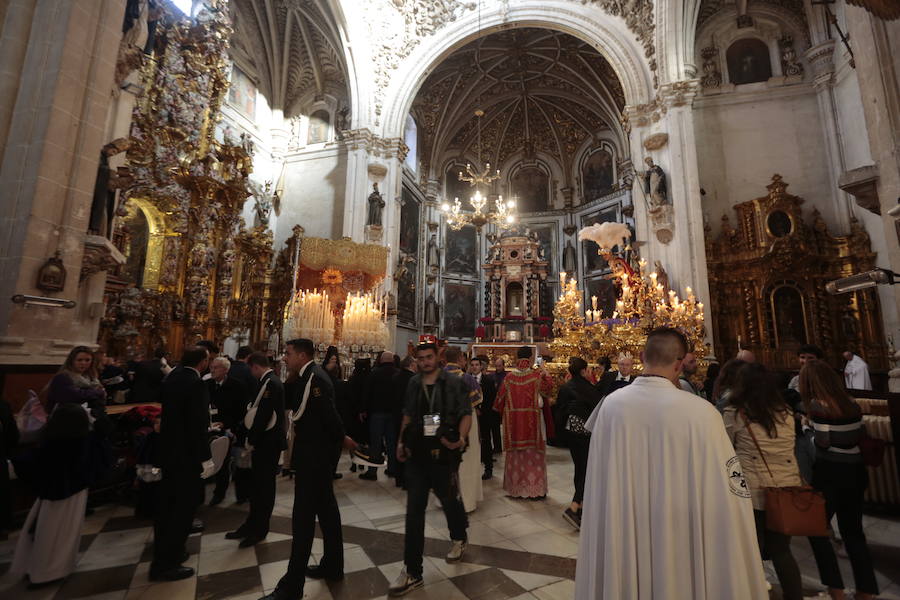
[577,222,631,250]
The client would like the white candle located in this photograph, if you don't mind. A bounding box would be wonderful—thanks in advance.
[560,271,567,286]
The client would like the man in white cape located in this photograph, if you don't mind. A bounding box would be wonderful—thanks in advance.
[842,351,872,391]
[575,327,768,600]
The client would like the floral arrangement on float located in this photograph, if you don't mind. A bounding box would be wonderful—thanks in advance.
[549,222,706,371]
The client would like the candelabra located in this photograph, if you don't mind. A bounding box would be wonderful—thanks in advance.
[549,234,706,368]
[441,190,517,232]
[341,292,389,349]
[283,289,335,345]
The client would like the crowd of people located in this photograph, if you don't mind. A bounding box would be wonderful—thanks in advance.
[572,334,880,600]
[0,334,884,599]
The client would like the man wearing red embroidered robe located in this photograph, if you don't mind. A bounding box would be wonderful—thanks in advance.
[495,346,553,499]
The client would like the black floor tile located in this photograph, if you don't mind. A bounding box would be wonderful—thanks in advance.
[53,563,137,599]
[196,564,262,600]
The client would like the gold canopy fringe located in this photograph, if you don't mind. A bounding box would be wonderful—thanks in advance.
[299,237,388,278]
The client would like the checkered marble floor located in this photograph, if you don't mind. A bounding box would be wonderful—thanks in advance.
[0,447,898,599]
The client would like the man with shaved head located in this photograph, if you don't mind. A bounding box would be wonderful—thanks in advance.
[575,328,767,600]
[361,351,398,481]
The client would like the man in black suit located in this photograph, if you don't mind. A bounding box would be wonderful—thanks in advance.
[259,339,357,600]
[131,347,169,404]
[195,340,220,393]
[207,356,246,505]
[469,355,498,480]
[604,354,636,395]
[227,345,256,502]
[229,345,257,401]
[227,352,286,547]
[151,347,215,582]
[361,351,397,481]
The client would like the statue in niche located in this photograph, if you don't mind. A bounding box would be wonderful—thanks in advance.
[367,183,385,226]
[335,106,350,139]
[424,291,439,326]
[641,157,668,210]
[563,240,577,274]
[426,234,440,268]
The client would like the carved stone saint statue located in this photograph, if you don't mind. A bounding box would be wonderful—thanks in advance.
[642,157,668,209]
[424,291,438,326]
[366,183,385,226]
[563,240,577,274]
[426,234,440,268]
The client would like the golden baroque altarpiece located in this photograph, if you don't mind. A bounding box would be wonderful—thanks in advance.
[705,174,888,371]
[99,5,277,358]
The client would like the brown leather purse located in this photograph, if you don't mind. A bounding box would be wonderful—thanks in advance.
[744,415,829,537]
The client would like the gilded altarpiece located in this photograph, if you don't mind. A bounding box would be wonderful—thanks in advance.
[706,175,888,371]
[99,6,274,359]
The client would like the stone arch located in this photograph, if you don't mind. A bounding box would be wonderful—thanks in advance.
[379,5,655,140]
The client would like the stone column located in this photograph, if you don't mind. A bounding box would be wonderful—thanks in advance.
[0,0,126,370]
[341,130,407,348]
[805,40,853,231]
[843,6,900,340]
[626,80,713,351]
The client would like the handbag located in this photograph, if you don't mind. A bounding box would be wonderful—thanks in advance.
[565,414,590,436]
[744,415,828,537]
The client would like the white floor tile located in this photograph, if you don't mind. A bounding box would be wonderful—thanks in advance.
[196,545,259,576]
[531,578,576,600]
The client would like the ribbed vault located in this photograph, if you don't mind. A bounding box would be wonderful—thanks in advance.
[412,28,626,182]
[229,0,348,112]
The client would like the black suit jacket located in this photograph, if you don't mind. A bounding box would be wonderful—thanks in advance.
[247,371,286,449]
[477,373,498,413]
[604,372,635,395]
[207,376,246,431]
[229,360,257,402]
[286,364,345,474]
[132,358,165,403]
[159,366,212,477]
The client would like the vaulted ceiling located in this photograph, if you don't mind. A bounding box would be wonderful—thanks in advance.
[411,28,626,181]
[229,0,348,113]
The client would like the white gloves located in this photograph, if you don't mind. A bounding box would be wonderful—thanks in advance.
[201,459,217,479]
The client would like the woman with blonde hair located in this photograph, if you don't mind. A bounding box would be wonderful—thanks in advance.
[45,346,105,413]
[800,360,878,600]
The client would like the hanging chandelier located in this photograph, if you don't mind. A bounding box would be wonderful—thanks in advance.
[441,189,517,231]
[440,107,518,231]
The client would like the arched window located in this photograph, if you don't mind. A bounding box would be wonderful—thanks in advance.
[307,110,330,144]
[726,38,772,85]
[510,165,550,213]
[404,114,418,172]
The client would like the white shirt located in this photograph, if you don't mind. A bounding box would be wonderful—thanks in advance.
[844,354,872,391]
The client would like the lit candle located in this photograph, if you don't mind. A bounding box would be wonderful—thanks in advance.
[591,295,598,310]
[560,271,567,286]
